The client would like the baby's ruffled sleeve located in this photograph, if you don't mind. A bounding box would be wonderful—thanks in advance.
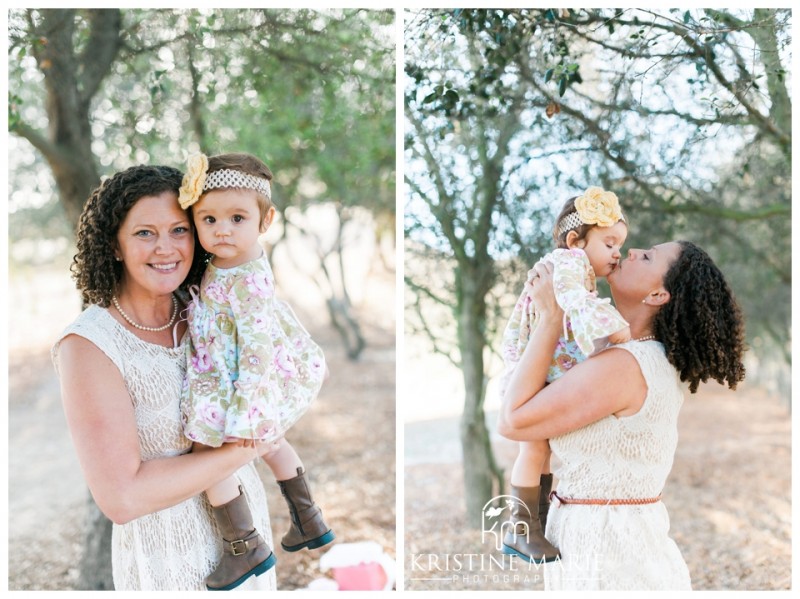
[552,250,629,357]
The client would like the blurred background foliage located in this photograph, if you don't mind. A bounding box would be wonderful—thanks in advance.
[8,8,396,358]
[404,8,790,524]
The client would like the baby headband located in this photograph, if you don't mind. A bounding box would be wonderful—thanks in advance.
[556,186,625,237]
[179,153,272,210]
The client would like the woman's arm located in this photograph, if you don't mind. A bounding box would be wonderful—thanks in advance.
[58,334,272,525]
[497,347,646,441]
[497,262,646,441]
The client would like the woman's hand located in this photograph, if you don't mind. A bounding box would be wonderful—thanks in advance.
[237,437,283,458]
[526,261,563,322]
[255,438,284,459]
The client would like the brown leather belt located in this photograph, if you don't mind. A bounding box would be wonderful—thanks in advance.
[550,490,662,506]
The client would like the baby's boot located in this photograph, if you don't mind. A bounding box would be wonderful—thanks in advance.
[278,467,335,551]
[539,473,554,533]
[206,486,276,590]
[501,484,560,564]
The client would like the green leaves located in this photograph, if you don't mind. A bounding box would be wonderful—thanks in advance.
[421,84,460,116]
[8,93,23,130]
[544,62,581,97]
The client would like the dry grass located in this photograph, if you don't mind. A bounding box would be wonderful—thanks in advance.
[404,384,791,591]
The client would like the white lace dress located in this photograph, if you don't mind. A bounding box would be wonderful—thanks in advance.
[544,341,691,590]
[52,305,277,591]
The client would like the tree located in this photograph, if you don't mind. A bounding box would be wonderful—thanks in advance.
[8,10,120,226]
[9,9,395,360]
[405,8,790,524]
[9,8,394,588]
[405,16,556,526]
[443,8,791,358]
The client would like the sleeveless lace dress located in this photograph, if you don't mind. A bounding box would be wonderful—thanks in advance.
[544,341,691,590]
[52,305,277,591]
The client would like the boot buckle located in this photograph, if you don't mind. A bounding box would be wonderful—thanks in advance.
[230,539,247,556]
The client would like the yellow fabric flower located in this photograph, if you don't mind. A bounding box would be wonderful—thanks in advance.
[574,187,623,228]
[178,153,209,209]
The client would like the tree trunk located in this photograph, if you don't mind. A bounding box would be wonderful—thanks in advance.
[77,495,114,590]
[457,276,504,528]
[284,210,367,360]
[18,8,122,230]
[326,296,366,359]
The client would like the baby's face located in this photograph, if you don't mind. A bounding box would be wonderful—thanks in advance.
[192,188,266,268]
[579,221,627,277]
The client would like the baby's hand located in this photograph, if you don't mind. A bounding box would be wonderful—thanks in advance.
[608,326,631,344]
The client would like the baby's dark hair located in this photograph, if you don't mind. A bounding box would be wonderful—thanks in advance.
[553,196,627,248]
[71,164,206,307]
[205,153,274,227]
[654,241,747,393]
[553,196,592,248]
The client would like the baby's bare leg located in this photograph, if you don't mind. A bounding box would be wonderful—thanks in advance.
[193,443,241,506]
[510,439,551,487]
[261,438,304,481]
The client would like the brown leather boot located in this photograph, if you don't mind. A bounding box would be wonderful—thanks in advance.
[501,484,560,563]
[278,467,335,552]
[539,473,553,533]
[206,486,276,591]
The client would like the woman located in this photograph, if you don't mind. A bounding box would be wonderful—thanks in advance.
[52,165,279,591]
[498,241,746,590]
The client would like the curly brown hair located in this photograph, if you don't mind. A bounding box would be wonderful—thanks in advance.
[71,164,207,307]
[654,241,746,393]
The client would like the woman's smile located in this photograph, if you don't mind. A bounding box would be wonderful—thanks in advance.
[150,262,179,272]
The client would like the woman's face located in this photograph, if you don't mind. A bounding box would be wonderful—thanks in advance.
[115,191,194,297]
[607,241,681,302]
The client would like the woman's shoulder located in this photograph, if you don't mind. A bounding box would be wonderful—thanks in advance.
[607,340,680,392]
[55,304,112,342]
[52,305,123,375]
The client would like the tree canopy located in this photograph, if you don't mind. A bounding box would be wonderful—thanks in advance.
[405,7,791,523]
[9,8,395,241]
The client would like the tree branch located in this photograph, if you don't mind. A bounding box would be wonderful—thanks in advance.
[572,9,790,149]
[404,275,452,307]
[660,200,790,222]
[11,121,61,165]
[405,114,468,265]
[78,10,122,105]
[407,292,461,369]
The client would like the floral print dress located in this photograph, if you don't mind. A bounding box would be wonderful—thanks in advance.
[499,248,628,392]
[181,254,326,447]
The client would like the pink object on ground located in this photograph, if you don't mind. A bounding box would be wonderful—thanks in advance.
[320,541,396,591]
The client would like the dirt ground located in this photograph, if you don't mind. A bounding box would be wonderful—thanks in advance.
[7,267,396,591]
[404,384,791,591]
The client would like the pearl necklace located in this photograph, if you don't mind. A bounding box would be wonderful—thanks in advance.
[112,294,178,332]
[634,335,657,342]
